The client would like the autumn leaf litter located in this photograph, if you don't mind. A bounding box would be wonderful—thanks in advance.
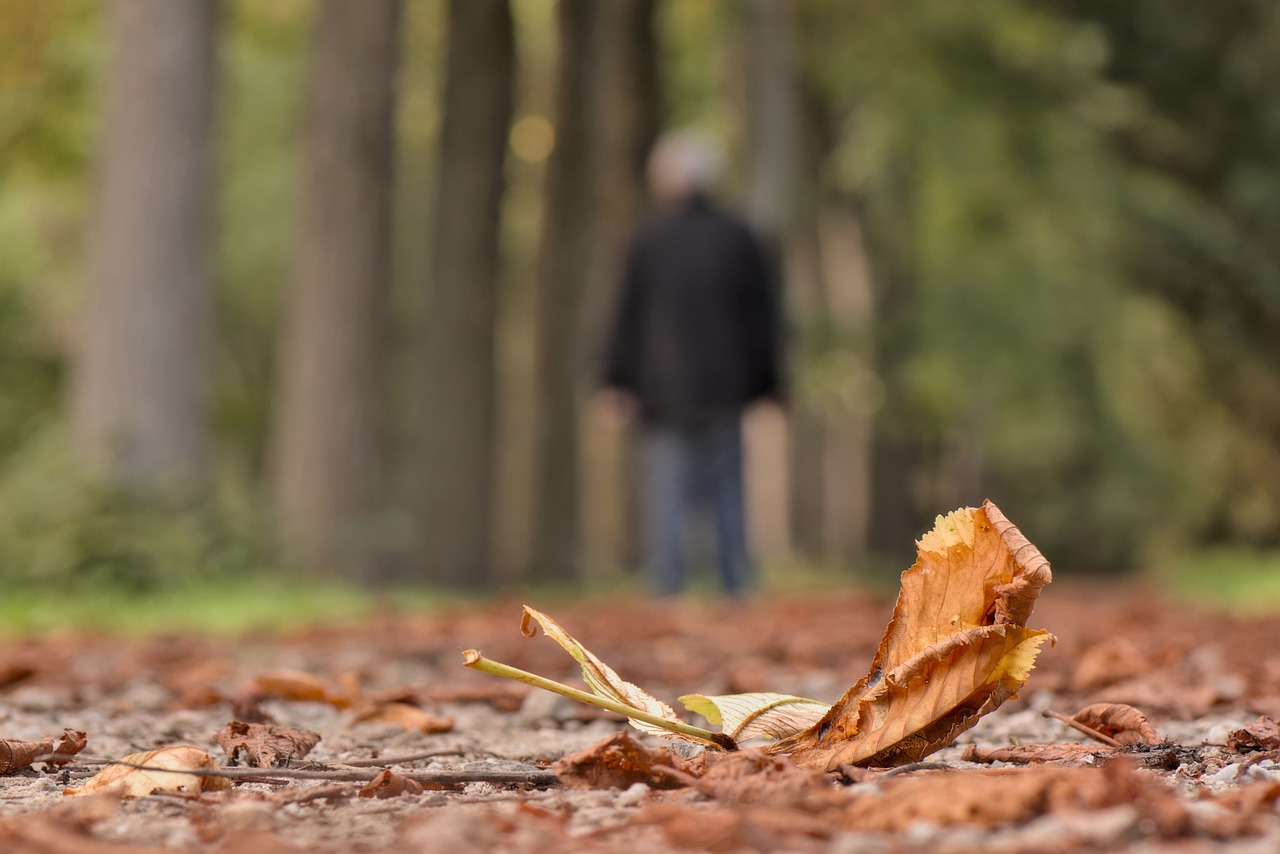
[3,506,1280,851]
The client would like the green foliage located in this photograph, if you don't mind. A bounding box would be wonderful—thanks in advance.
[1162,548,1280,614]
[0,430,275,594]
[792,0,1280,570]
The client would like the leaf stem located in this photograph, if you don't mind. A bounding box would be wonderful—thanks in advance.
[463,650,735,750]
[1042,708,1122,748]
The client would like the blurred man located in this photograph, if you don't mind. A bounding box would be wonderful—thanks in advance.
[600,129,782,597]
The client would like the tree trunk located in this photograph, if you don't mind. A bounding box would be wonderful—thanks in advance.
[71,0,217,489]
[817,207,876,560]
[415,0,514,589]
[529,0,599,583]
[581,0,661,577]
[269,0,401,577]
[741,0,800,561]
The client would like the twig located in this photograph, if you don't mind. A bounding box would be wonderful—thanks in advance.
[879,761,954,778]
[59,758,560,788]
[339,750,471,767]
[1042,708,1123,748]
[463,649,736,751]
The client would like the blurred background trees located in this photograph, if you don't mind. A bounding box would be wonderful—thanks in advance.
[0,0,1277,595]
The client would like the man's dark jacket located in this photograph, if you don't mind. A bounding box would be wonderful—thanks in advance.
[602,196,782,427]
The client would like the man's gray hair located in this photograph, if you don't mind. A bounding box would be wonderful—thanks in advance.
[647,128,725,204]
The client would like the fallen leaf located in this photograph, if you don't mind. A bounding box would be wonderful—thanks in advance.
[251,670,330,703]
[679,692,830,742]
[1228,715,1280,752]
[229,692,276,724]
[416,685,529,713]
[349,702,454,734]
[841,760,1186,836]
[358,769,424,799]
[0,662,36,691]
[64,746,231,798]
[214,721,320,767]
[962,743,1106,764]
[519,606,689,741]
[552,731,693,790]
[1072,638,1149,692]
[1071,703,1160,745]
[0,729,86,773]
[773,501,1054,769]
[0,795,174,854]
[690,749,843,805]
[1206,781,1280,836]
[467,501,1053,768]
[640,802,836,854]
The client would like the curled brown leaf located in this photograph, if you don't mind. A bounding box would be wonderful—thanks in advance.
[962,743,1107,765]
[358,770,424,799]
[552,731,693,791]
[776,501,1054,770]
[215,721,320,767]
[1227,715,1280,752]
[0,730,86,773]
[1071,703,1160,746]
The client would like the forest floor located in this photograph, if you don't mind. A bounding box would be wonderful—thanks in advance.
[2,582,1280,853]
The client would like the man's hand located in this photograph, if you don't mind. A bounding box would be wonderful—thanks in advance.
[594,388,640,428]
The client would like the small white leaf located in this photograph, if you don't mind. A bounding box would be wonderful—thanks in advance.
[680,692,831,741]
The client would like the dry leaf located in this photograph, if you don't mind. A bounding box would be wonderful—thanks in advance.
[358,769,425,799]
[469,501,1052,768]
[0,662,36,691]
[251,670,330,703]
[1228,715,1280,752]
[841,760,1186,836]
[0,729,86,773]
[1071,703,1160,745]
[962,743,1106,764]
[552,731,693,790]
[229,692,276,725]
[520,606,688,740]
[64,746,230,798]
[349,702,454,734]
[215,721,321,767]
[1072,638,1149,691]
[641,802,836,854]
[416,685,528,713]
[679,692,830,742]
[773,500,1054,769]
[0,795,175,854]
[690,749,842,805]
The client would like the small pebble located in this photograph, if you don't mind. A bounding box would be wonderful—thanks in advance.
[1205,763,1241,785]
[616,782,650,808]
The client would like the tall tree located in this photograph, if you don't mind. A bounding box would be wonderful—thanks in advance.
[528,0,600,582]
[740,0,801,558]
[71,0,218,488]
[415,0,514,588]
[580,0,661,574]
[269,0,401,576]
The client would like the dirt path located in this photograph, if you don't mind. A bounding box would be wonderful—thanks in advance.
[2,584,1279,852]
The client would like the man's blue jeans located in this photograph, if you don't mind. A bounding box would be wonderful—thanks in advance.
[640,414,751,596]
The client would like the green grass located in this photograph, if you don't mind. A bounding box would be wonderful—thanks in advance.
[0,578,459,636]
[8,546,1274,636]
[1159,548,1280,614]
